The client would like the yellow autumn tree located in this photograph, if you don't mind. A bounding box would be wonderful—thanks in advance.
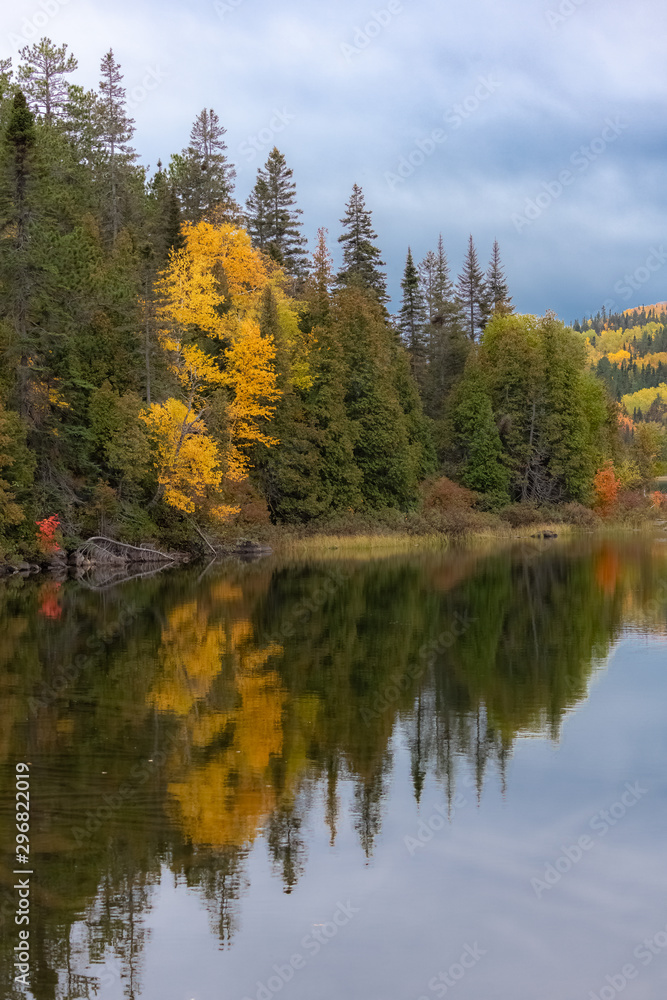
[147,584,287,848]
[222,317,281,479]
[140,398,237,520]
[142,220,282,520]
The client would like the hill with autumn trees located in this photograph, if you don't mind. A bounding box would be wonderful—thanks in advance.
[0,39,665,557]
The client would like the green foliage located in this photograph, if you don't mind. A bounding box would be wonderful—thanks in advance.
[88,382,151,489]
[0,399,35,540]
[451,363,510,507]
[245,147,307,277]
[0,41,630,550]
[336,184,387,302]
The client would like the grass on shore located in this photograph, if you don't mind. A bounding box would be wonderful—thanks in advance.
[271,522,574,558]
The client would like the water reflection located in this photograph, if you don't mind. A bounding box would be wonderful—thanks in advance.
[0,538,666,999]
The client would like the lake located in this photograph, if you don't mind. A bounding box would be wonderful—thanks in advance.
[1,536,667,1000]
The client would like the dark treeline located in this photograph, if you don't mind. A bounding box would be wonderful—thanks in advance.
[596,356,667,402]
[573,305,667,335]
[0,39,649,554]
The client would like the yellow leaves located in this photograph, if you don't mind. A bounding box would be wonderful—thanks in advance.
[621,383,667,414]
[638,352,667,368]
[156,228,223,338]
[146,220,283,505]
[212,222,270,300]
[223,316,280,479]
[140,397,229,517]
[160,337,226,402]
[146,590,287,848]
[156,220,270,339]
[607,349,631,365]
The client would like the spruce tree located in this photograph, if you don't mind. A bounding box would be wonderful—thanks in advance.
[332,287,423,509]
[452,364,510,507]
[17,38,77,123]
[245,175,271,249]
[399,247,427,385]
[486,239,513,315]
[456,235,488,341]
[245,147,307,277]
[169,108,236,223]
[420,235,456,318]
[419,235,468,419]
[97,50,136,240]
[336,184,387,302]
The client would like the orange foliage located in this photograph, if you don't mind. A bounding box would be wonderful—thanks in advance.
[36,515,61,554]
[38,581,62,619]
[593,462,621,517]
[594,547,620,595]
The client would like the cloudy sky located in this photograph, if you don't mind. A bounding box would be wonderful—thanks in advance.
[2,0,666,320]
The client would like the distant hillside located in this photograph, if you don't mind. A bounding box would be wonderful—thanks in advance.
[575,305,667,421]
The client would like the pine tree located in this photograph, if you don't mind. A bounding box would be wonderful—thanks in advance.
[97,50,136,240]
[0,58,13,105]
[169,108,236,223]
[63,85,102,168]
[245,147,307,277]
[17,38,77,123]
[399,247,427,384]
[336,184,387,302]
[456,235,488,341]
[486,239,513,315]
[420,236,467,419]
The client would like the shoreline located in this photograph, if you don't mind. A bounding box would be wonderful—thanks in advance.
[2,520,665,581]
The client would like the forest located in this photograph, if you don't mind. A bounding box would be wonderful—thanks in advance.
[0,39,665,556]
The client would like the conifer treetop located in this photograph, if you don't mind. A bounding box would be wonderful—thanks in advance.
[336,183,387,301]
[17,37,78,123]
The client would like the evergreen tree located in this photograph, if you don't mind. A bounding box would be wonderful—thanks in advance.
[486,239,512,315]
[421,235,456,318]
[452,363,510,507]
[419,248,439,319]
[17,38,77,123]
[336,184,387,302]
[169,108,236,223]
[304,227,334,324]
[146,161,181,261]
[456,235,488,341]
[245,175,271,249]
[245,147,307,277]
[0,91,37,416]
[252,280,362,522]
[63,84,102,168]
[0,58,14,107]
[97,50,136,240]
[332,287,424,509]
[399,247,427,384]
[420,236,467,420]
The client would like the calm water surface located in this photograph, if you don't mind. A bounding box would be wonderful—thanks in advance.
[1,537,667,1000]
